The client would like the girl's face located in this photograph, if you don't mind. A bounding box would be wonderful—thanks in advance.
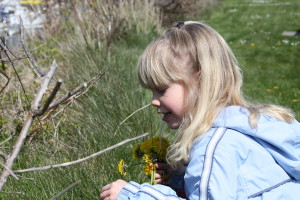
[151,82,186,129]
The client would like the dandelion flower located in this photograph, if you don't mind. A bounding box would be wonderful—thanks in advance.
[118,159,127,176]
[292,99,298,103]
[143,154,155,177]
[50,48,57,53]
[250,43,256,47]
[266,89,273,92]
[140,136,169,162]
[273,86,279,89]
[132,144,144,161]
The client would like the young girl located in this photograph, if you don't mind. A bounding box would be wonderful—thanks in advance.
[100,21,300,200]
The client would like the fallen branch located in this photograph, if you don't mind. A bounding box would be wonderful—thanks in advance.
[34,79,63,117]
[14,132,149,174]
[0,162,18,180]
[0,61,59,190]
[32,60,58,112]
[48,82,87,110]
[50,181,80,200]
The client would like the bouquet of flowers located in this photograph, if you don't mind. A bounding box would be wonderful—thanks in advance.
[118,136,170,185]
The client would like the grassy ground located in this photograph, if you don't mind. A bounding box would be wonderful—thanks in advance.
[1,0,299,199]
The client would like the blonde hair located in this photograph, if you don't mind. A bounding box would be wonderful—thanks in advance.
[138,21,294,171]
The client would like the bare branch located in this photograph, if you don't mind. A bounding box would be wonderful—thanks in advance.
[0,70,10,94]
[19,17,46,77]
[0,162,18,180]
[34,79,63,117]
[48,82,87,110]
[0,61,58,190]
[15,175,34,181]
[0,152,8,160]
[50,181,80,200]
[14,132,149,174]
[31,60,58,112]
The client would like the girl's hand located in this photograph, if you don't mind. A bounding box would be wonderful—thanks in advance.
[155,162,172,185]
[99,179,127,200]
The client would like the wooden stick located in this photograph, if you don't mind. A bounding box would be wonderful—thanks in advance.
[34,79,63,116]
[48,82,87,110]
[14,133,149,174]
[19,17,46,77]
[31,60,58,112]
[50,181,80,200]
[0,162,18,180]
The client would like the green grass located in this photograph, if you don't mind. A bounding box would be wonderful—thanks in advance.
[1,0,300,199]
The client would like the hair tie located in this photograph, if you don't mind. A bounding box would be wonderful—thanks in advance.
[175,21,185,29]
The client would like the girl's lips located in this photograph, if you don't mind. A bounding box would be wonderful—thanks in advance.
[162,112,171,121]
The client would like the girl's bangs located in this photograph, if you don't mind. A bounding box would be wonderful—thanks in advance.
[138,41,176,89]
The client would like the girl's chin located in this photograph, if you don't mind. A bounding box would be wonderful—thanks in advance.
[167,122,181,129]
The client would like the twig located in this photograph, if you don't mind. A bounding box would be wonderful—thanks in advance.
[19,17,46,77]
[14,132,149,174]
[0,40,32,107]
[0,70,10,94]
[114,103,151,135]
[0,152,7,160]
[28,81,87,142]
[34,79,63,116]
[15,175,34,181]
[48,82,87,110]
[32,60,58,112]
[0,61,59,190]
[28,100,74,142]
[50,181,80,200]
[0,162,19,180]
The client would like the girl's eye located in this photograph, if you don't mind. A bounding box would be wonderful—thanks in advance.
[157,87,167,94]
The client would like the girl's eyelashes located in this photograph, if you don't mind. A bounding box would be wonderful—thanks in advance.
[157,87,168,94]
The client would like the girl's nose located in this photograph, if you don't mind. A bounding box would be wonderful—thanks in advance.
[151,95,160,107]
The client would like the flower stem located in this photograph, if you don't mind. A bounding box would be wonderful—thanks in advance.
[150,167,156,185]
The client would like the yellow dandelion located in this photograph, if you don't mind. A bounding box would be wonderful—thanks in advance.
[266,89,273,92]
[250,43,256,47]
[142,154,151,163]
[273,86,279,89]
[132,144,144,161]
[140,136,169,161]
[50,48,57,53]
[292,99,298,103]
[118,159,127,176]
[143,162,155,177]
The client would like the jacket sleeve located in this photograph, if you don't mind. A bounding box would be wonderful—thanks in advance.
[117,181,186,200]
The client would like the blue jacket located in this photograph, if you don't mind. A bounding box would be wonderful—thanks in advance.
[118,106,300,199]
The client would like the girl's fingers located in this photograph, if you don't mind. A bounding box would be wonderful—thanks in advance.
[155,178,163,184]
[99,190,109,200]
[155,162,169,170]
[101,183,111,191]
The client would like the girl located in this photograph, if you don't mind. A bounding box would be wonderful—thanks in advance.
[100,21,300,200]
